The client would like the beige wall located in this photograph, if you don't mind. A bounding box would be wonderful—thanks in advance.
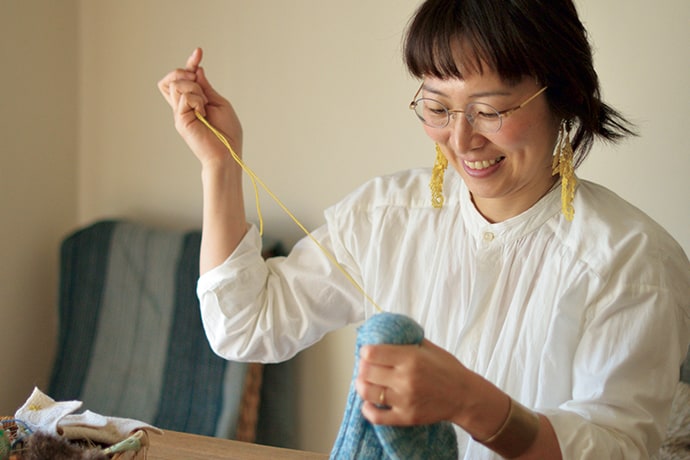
[0,0,78,415]
[1,0,688,454]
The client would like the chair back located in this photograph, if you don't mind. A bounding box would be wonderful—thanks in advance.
[48,220,295,447]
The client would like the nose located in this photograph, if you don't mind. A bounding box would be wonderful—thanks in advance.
[448,112,480,153]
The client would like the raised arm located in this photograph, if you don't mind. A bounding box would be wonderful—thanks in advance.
[158,48,248,273]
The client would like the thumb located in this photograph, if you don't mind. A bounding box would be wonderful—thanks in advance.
[185,47,203,72]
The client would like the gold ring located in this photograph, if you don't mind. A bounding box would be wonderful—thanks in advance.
[379,387,386,406]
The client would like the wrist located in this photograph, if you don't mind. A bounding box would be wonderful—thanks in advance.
[201,159,244,194]
[472,398,540,458]
[453,374,539,458]
[200,161,247,226]
[200,155,242,178]
[453,373,510,440]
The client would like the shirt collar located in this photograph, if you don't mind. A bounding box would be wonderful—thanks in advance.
[445,172,563,245]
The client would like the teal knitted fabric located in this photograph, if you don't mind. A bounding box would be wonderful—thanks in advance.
[330,313,458,459]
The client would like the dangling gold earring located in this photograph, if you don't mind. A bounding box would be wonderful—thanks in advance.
[552,120,577,221]
[430,143,448,208]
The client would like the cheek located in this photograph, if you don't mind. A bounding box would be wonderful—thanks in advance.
[495,115,556,157]
[422,126,446,145]
[505,106,560,150]
[492,120,531,149]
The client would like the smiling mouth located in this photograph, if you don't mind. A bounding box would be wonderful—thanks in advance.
[463,156,505,170]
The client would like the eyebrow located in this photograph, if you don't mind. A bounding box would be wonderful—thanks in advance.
[422,83,513,100]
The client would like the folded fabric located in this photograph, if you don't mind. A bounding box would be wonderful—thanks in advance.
[14,387,162,446]
[59,410,162,445]
[15,387,83,435]
[330,313,458,459]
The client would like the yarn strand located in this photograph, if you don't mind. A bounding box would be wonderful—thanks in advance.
[194,111,383,313]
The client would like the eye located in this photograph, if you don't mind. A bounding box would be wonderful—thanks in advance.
[476,111,500,119]
[421,100,447,113]
[418,100,449,121]
[468,102,499,119]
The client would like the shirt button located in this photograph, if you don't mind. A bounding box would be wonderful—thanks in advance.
[483,232,495,242]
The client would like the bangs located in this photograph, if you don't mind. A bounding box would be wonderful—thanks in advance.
[403,16,485,79]
[403,0,535,83]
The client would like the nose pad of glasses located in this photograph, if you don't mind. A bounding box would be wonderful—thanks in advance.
[446,111,466,129]
[448,111,475,132]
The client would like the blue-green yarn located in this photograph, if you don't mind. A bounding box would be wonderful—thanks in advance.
[330,313,458,460]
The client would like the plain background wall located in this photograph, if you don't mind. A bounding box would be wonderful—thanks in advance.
[1,0,688,454]
[0,0,78,419]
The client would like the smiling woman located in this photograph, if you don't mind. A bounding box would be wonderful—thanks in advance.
[2,0,690,459]
[157,0,689,459]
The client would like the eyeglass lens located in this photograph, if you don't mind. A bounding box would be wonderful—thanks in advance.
[413,99,502,133]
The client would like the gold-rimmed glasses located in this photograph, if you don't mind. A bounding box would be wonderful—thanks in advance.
[409,84,548,133]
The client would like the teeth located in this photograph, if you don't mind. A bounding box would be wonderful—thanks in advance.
[464,157,503,170]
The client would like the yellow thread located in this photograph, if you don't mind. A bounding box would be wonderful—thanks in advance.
[195,111,383,313]
[195,113,264,236]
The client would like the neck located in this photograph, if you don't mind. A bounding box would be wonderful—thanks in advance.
[471,175,559,223]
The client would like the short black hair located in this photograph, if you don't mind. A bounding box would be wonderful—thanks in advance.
[403,0,636,167]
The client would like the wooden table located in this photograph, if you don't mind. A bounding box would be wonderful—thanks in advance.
[146,430,329,460]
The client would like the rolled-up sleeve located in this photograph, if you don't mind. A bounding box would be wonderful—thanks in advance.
[197,224,365,362]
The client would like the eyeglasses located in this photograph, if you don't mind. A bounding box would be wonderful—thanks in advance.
[409,84,548,133]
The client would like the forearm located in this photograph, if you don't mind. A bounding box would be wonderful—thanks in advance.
[158,47,248,275]
[199,161,248,274]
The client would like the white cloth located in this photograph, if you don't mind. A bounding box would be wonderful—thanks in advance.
[14,387,162,445]
[15,387,83,435]
[197,168,690,460]
[59,410,161,445]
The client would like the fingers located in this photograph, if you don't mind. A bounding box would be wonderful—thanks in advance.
[356,369,431,426]
[359,342,423,366]
[356,348,396,411]
[158,48,228,121]
[157,48,204,108]
[157,68,197,107]
[162,79,206,121]
[356,380,416,427]
[175,89,208,121]
[355,342,438,425]
[355,379,393,408]
[168,79,208,107]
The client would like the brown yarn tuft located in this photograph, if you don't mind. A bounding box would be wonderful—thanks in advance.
[22,432,108,460]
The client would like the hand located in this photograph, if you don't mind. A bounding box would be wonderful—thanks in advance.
[355,339,469,426]
[157,47,243,167]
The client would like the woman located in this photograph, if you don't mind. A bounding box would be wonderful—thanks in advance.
[158,0,690,458]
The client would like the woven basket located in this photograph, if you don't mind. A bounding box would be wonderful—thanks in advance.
[1,416,15,458]
[0,417,147,459]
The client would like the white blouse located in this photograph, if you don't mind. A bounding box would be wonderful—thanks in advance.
[198,168,690,459]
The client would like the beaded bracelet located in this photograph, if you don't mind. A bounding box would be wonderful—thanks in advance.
[473,398,540,458]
